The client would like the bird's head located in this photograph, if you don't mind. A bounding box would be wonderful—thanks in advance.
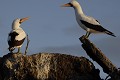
[12,17,29,29]
[61,0,80,8]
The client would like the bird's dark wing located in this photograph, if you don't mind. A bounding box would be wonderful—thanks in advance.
[80,20,116,37]
[95,19,100,24]
[80,20,107,32]
[8,31,26,47]
[8,32,19,47]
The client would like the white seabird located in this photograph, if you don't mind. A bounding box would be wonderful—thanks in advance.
[8,17,29,53]
[62,0,116,38]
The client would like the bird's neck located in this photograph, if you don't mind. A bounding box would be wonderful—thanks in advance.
[12,25,21,30]
[12,23,21,30]
[74,5,84,16]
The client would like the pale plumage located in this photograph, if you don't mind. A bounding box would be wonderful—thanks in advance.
[8,17,29,53]
[62,0,116,38]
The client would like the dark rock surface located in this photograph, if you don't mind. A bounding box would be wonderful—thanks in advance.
[0,53,101,80]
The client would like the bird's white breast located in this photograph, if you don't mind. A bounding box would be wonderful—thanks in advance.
[8,28,26,41]
[76,14,88,31]
[15,28,26,41]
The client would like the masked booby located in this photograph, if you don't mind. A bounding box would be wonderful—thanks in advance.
[62,0,116,38]
[8,17,29,53]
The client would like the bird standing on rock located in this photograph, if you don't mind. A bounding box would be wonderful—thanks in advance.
[8,17,29,53]
[62,0,116,38]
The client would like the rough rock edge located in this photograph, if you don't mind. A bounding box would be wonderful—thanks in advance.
[0,53,101,80]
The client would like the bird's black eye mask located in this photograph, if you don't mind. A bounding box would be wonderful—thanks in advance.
[68,3,73,7]
[19,19,22,24]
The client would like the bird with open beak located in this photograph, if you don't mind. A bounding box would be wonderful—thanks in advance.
[8,17,29,53]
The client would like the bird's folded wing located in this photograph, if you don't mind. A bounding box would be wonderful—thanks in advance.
[80,20,107,32]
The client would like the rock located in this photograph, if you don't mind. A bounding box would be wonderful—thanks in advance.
[0,53,101,80]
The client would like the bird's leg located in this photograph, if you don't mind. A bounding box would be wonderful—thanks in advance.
[17,47,20,53]
[10,50,13,53]
[85,32,91,38]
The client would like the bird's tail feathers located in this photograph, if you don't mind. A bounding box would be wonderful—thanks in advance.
[105,30,116,37]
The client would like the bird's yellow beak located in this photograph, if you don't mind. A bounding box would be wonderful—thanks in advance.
[20,17,29,23]
[61,3,72,7]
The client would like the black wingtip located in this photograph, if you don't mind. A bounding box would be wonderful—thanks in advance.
[111,34,116,37]
[105,31,116,37]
